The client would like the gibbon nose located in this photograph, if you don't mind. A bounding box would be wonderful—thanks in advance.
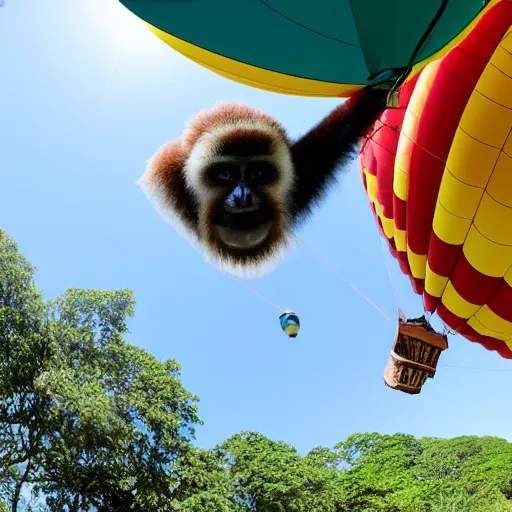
[225,183,258,211]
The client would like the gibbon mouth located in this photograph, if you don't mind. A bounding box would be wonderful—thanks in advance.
[214,207,272,230]
[215,221,272,249]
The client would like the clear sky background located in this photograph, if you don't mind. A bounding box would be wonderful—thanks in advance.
[2,0,512,455]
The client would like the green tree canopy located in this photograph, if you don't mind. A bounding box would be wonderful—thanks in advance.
[219,431,345,512]
[2,228,512,512]
[0,230,201,511]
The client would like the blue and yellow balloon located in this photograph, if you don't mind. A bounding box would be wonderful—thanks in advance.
[279,310,300,339]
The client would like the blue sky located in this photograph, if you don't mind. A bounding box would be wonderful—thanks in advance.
[2,0,512,455]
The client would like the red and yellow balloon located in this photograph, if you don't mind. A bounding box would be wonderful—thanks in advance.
[360,0,512,358]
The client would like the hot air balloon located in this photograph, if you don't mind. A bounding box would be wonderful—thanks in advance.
[118,0,497,97]
[118,0,512,391]
[279,310,300,338]
[360,0,512,392]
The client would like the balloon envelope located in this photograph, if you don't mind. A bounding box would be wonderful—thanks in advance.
[280,311,300,338]
[119,0,494,97]
[360,1,512,358]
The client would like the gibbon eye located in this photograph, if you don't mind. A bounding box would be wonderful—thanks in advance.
[218,168,232,180]
[247,161,277,184]
[206,163,238,186]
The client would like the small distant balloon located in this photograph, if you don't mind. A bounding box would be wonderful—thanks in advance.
[279,310,300,338]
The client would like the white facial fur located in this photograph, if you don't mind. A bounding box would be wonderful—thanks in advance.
[138,113,298,279]
[183,120,295,205]
[183,119,296,253]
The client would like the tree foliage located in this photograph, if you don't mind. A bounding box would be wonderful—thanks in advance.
[1,228,512,512]
[170,448,242,512]
[0,230,200,511]
[219,432,512,512]
[219,431,345,512]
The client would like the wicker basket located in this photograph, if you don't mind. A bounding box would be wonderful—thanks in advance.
[384,318,448,394]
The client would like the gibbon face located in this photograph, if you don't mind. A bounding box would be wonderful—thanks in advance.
[139,103,296,276]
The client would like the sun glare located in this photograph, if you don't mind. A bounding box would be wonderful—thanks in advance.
[93,0,188,89]
[100,0,156,48]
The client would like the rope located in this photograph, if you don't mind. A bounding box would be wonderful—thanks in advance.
[375,241,512,374]
[366,0,450,103]
[391,350,436,373]
[232,275,285,312]
[439,364,512,373]
[227,253,512,374]
[378,237,405,320]
[228,235,389,320]
[294,234,389,321]
[389,0,449,94]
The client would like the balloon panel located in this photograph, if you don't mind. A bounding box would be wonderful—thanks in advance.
[120,0,493,97]
[360,2,512,358]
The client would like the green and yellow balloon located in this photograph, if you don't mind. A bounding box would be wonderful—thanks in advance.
[119,0,496,97]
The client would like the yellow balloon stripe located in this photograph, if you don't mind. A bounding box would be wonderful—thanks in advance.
[394,229,407,253]
[438,25,512,340]
[442,281,480,319]
[424,262,449,298]
[474,305,512,339]
[392,64,438,266]
[485,148,512,207]
[437,171,482,220]
[505,266,512,287]
[475,192,512,246]
[144,23,363,98]
[407,248,427,280]
[463,225,512,277]
[445,130,501,188]
[364,170,378,202]
[363,169,404,244]
[467,321,512,349]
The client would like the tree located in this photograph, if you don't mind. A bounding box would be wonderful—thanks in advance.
[3,229,512,512]
[333,432,423,511]
[0,230,201,511]
[0,230,51,511]
[170,448,243,512]
[417,436,512,511]
[332,433,512,512]
[220,431,344,512]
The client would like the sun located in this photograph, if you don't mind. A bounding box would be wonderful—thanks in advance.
[92,0,190,87]
[98,0,155,46]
